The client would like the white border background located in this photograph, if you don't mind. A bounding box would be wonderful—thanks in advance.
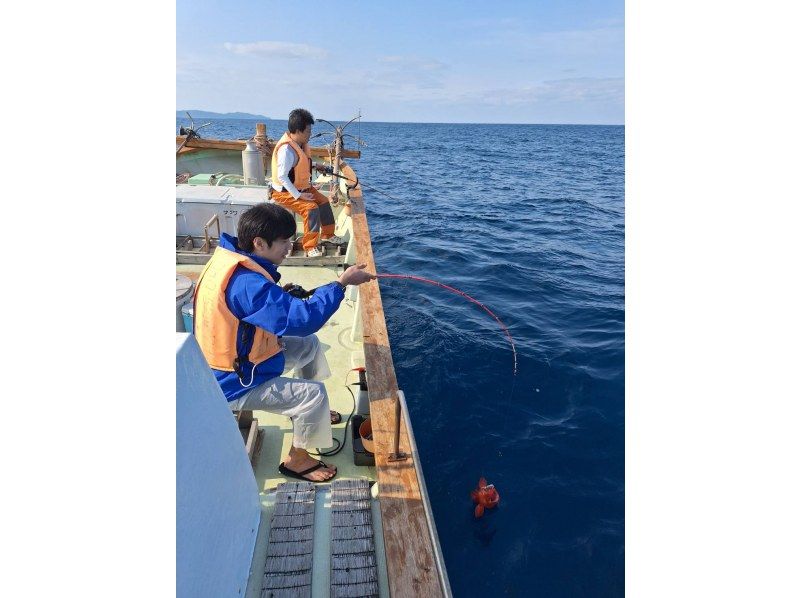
[2,1,176,594]
[626,1,800,595]
[2,1,799,595]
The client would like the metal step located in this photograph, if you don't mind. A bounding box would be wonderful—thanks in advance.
[256,479,383,598]
[330,479,379,598]
[261,482,316,598]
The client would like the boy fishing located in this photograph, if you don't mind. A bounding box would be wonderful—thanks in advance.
[193,203,375,481]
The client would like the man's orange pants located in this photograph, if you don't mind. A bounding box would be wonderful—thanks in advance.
[271,187,335,251]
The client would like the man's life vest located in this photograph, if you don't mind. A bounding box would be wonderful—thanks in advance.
[271,132,312,191]
[193,247,282,373]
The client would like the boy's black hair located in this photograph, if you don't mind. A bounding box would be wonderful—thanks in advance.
[237,203,297,252]
[288,108,315,133]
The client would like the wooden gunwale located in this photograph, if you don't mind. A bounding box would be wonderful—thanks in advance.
[350,186,448,597]
[175,136,361,159]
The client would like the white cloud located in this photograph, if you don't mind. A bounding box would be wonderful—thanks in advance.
[366,55,448,92]
[222,41,328,59]
[178,50,623,123]
[176,56,217,84]
[591,17,625,28]
[523,27,623,56]
[453,18,623,59]
[478,77,624,106]
[377,55,446,72]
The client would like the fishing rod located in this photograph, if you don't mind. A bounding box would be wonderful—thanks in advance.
[289,274,518,375]
[377,274,518,376]
[318,166,406,203]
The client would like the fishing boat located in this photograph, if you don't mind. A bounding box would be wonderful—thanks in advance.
[176,118,452,597]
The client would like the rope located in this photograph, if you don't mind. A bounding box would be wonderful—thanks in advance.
[326,141,338,205]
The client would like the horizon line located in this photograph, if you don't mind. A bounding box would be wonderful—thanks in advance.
[176,112,624,127]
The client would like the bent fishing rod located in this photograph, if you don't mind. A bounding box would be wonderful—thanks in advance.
[291,272,518,376]
[377,273,518,376]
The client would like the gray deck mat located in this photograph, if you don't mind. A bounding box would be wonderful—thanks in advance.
[330,479,379,598]
[262,481,315,598]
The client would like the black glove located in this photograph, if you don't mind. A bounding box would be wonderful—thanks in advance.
[285,284,314,299]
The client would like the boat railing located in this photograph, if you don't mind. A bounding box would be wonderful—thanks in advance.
[350,183,452,596]
[396,390,454,598]
[201,213,221,254]
[176,133,362,160]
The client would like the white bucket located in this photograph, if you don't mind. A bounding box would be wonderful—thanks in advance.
[181,304,194,333]
[176,274,194,332]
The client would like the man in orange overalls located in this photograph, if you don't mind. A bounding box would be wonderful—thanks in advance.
[270,108,346,257]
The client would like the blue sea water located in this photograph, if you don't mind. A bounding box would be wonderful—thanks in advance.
[179,118,625,596]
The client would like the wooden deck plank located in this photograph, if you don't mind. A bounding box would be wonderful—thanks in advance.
[349,196,446,598]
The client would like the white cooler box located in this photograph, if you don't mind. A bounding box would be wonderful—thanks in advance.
[176,184,273,238]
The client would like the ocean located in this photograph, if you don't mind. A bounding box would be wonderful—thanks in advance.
[179,118,625,596]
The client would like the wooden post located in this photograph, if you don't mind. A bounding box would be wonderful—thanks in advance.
[387,398,409,462]
[253,123,270,172]
[332,128,343,203]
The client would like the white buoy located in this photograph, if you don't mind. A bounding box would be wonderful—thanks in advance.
[242,140,265,186]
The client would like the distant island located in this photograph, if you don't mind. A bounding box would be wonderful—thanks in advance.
[176,110,270,120]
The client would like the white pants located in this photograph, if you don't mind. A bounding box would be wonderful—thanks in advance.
[229,335,333,450]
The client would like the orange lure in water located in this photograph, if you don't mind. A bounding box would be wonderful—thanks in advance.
[471,477,500,518]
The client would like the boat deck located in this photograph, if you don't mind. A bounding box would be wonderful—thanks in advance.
[176,134,451,595]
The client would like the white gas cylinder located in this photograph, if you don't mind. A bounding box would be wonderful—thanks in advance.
[242,140,265,186]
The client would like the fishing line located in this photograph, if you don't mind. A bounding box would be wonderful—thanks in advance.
[321,168,406,203]
[322,166,521,373]
[353,180,406,203]
[376,273,518,376]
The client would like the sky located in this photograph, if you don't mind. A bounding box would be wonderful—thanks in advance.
[177,0,624,124]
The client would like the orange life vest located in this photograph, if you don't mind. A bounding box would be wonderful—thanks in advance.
[193,247,282,372]
[271,132,312,191]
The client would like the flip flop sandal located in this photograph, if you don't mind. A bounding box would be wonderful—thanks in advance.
[278,460,337,483]
[330,410,342,425]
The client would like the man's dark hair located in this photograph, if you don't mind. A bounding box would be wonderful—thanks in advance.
[237,203,297,252]
[288,108,315,133]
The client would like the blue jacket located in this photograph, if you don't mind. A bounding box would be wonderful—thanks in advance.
[212,233,344,400]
